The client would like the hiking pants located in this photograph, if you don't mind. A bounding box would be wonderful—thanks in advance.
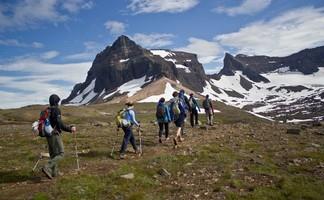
[190,108,199,127]
[158,122,169,138]
[205,109,213,125]
[45,134,64,177]
[120,127,137,154]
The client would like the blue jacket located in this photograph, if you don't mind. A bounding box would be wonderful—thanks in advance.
[156,102,171,123]
[125,108,140,127]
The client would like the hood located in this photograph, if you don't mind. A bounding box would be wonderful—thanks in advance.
[49,94,60,106]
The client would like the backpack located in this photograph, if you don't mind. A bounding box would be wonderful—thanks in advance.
[202,99,210,109]
[33,107,54,137]
[156,104,165,119]
[115,109,131,128]
[172,99,181,116]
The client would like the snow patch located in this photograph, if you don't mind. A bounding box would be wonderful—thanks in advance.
[120,58,129,63]
[175,64,191,73]
[139,82,177,102]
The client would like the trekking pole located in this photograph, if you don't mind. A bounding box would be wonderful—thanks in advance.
[32,154,42,172]
[74,131,80,170]
[138,126,143,156]
[110,128,119,158]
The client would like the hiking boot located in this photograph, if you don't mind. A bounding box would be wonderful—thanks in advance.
[159,138,162,143]
[173,138,178,146]
[119,154,126,159]
[42,167,53,180]
[177,136,184,142]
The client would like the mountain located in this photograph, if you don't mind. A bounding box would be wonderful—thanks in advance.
[207,47,324,121]
[63,35,324,121]
[62,35,207,105]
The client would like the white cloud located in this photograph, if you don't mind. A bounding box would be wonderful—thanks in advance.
[0,0,93,31]
[65,41,104,61]
[215,6,324,56]
[0,55,91,108]
[215,0,271,16]
[131,33,174,48]
[62,0,94,13]
[41,51,60,60]
[0,39,43,48]
[176,37,223,64]
[104,20,126,35]
[127,0,199,14]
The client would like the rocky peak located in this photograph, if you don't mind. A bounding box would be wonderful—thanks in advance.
[218,52,270,83]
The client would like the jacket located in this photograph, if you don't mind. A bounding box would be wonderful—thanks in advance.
[156,102,171,123]
[49,94,72,133]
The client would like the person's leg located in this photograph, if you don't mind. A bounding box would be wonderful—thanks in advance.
[194,109,199,125]
[129,128,137,151]
[190,111,194,127]
[51,134,64,177]
[210,113,214,125]
[120,127,131,154]
[44,135,64,178]
[205,109,210,125]
[164,123,169,139]
[158,122,163,143]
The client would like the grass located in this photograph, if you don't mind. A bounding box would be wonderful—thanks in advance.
[0,103,323,199]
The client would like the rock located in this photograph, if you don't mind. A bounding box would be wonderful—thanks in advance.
[312,119,322,127]
[194,194,200,198]
[120,173,134,179]
[311,143,321,148]
[313,131,324,136]
[158,168,171,177]
[286,128,301,135]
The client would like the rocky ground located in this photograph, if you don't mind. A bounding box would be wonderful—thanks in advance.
[0,102,323,200]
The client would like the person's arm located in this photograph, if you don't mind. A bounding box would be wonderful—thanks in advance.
[55,109,73,133]
[129,110,140,127]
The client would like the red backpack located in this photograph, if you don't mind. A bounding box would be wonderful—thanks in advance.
[37,107,54,137]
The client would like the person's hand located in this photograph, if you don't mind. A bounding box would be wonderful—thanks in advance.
[71,126,76,133]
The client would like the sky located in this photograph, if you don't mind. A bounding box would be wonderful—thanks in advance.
[1,0,324,108]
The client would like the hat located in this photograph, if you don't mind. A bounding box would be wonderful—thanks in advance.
[125,101,134,107]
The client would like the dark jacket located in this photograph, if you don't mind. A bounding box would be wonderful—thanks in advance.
[49,94,72,133]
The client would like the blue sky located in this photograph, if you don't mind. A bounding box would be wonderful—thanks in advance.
[1,0,324,108]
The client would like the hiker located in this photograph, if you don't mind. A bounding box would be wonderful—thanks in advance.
[179,89,191,136]
[119,102,140,159]
[202,95,214,126]
[189,93,201,127]
[169,91,186,148]
[42,94,76,179]
[156,97,171,143]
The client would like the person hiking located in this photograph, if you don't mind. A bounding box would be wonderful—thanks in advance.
[189,93,201,127]
[202,95,214,126]
[179,89,191,136]
[42,94,76,179]
[119,102,140,159]
[156,97,171,143]
[169,91,186,148]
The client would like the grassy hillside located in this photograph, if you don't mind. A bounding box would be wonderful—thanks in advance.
[0,103,323,200]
